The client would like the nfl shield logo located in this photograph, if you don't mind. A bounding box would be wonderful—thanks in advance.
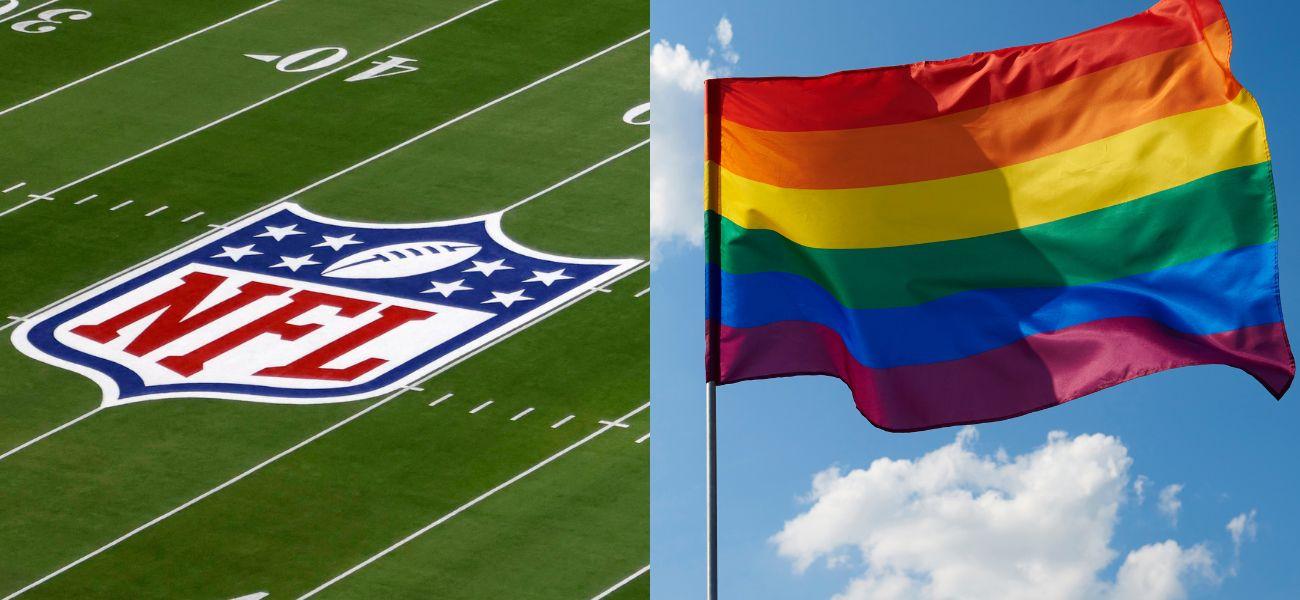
[12,203,640,405]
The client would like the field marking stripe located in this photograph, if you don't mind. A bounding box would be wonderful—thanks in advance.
[0,0,286,118]
[1,34,647,324]
[296,402,650,599]
[181,211,204,222]
[1,391,404,600]
[468,400,493,414]
[9,0,508,211]
[0,0,59,25]
[109,200,132,211]
[145,206,168,217]
[2,262,648,596]
[510,407,533,421]
[591,565,650,600]
[499,138,648,213]
[280,30,650,204]
[635,432,649,444]
[0,407,102,463]
[551,415,575,429]
[2,182,25,193]
[428,392,453,407]
[634,287,649,298]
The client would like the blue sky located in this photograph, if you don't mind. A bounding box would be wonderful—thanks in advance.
[650,1,1300,598]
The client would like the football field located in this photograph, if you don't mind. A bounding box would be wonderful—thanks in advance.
[0,0,649,598]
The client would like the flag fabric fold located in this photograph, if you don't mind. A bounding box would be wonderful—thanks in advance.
[704,0,1294,432]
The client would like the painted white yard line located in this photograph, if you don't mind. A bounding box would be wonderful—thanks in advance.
[108,200,133,211]
[3,265,646,596]
[280,30,649,204]
[499,137,648,213]
[510,407,534,421]
[0,407,103,463]
[550,415,575,429]
[73,194,97,205]
[635,432,649,444]
[427,393,453,407]
[181,211,205,223]
[2,33,649,328]
[0,0,509,219]
[634,287,649,298]
[297,402,650,599]
[0,0,60,25]
[145,205,169,217]
[0,0,286,118]
[468,400,493,414]
[26,193,54,203]
[2,182,25,193]
[598,419,629,428]
[1,391,405,600]
[591,565,650,600]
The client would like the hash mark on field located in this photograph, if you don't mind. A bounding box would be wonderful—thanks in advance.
[598,419,630,429]
[21,0,509,214]
[109,200,133,211]
[74,194,98,205]
[298,403,650,598]
[145,206,169,217]
[27,193,55,203]
[510,407,534,421]
[401,385,424,392]
[428,393,453,407]
[469,400,493,414]
[594,287,612,293]
[635,432,649,444]
[634,288,649,298]
[181,211,205,223]
[2,182,25,193]
[551,415,574,429]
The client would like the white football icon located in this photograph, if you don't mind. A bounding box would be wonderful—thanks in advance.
[321,241,481,279]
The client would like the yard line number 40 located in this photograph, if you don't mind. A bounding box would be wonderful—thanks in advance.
[1,1,92,34]
[245,47,421,83]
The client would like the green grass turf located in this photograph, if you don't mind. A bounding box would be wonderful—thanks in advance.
[0,0,274,107]
[0,0,647,596]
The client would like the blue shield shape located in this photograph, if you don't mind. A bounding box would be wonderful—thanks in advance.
[12,203,641,405]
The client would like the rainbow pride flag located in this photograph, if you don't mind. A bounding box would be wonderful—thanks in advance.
[704,0,1294,431]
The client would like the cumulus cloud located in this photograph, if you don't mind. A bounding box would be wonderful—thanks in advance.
[1158,484,1184,526]
[772,429,1228,600]
[649,17,738,259]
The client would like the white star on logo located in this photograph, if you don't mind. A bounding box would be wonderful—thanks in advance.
[255,224,304,242]
[463,259,512,277]
[523,269,574,287]
[269,254,320,272]
[482,289,533,308]
[211,244,262,263]
[422,279,473,298]
[312,233,363,251]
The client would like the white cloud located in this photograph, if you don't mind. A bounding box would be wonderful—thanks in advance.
[1158,484,1184,526]
[713,17,739,64]
[649,18,740,260]
[1134,475,1151,505]
[650,41,713,257]
[772,429,1227,600]
[715,16,734,48]
[1226,510,1257,555]
[1113,541,1216,600]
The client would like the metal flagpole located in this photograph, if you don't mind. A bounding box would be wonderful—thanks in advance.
[706,381,719,600]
